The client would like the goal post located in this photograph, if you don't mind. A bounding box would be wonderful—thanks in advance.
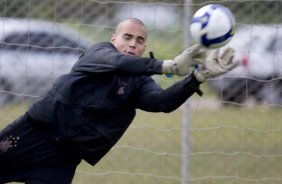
[182,1,194,184]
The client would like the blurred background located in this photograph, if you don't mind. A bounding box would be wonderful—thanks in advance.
[0,0,282,184]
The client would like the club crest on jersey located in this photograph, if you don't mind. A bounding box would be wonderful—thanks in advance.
[117,81,127,95]
[0,135,20,152]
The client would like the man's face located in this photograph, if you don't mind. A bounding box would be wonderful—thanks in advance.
[111,21,147,57]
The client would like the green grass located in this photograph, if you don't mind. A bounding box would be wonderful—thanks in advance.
[1,102,282,184]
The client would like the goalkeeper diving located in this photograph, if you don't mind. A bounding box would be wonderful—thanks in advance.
[0,18,238,183]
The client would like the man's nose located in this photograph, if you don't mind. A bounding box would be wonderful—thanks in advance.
[129,39,137,48]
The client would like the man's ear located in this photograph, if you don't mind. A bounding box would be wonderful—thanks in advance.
[110,34,116,44]
[142,44,147,53]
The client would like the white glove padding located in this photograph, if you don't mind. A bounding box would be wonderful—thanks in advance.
[162,44,205,76]
[194,47,239,82]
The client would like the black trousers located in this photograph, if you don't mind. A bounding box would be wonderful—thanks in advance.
[0,113,81,184]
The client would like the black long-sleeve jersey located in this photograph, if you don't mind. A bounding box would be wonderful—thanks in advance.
[28,42,201,165]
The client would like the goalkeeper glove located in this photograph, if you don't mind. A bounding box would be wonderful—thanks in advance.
[193,47,239,82]
[162,44,205,76]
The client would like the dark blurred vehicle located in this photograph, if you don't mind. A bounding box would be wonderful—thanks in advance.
[208,24,282,106]
[0,18,92,105]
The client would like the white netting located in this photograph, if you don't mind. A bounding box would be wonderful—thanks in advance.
[0,1,282,184]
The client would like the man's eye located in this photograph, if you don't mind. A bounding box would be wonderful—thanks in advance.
[124,36,131,40]
[137,39,145,44]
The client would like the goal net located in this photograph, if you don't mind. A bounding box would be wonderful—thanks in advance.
[0,0,282,184]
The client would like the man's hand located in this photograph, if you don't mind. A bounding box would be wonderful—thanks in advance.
[194,47,239,82]
[162,44,205,76]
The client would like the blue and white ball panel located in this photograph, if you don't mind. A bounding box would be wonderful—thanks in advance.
[190,4,235,48]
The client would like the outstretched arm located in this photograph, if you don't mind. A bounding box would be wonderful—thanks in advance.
[72,42,163,75]
[135,47,239,113]
[72,42,204,76]
[135,74,201,113]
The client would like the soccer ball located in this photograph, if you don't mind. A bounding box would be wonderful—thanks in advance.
[190,4,236,49]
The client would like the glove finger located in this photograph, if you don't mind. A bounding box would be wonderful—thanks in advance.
[189,44,202,53]
[192,49,206,60]
[192,58,205,65]
[220,47,235,64]
[226,59,240,71]
[212,49,220,60]
[183,44,200,54]
[181,44,202,59]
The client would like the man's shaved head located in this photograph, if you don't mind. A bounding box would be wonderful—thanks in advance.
[111,18,147,56]
[114,18,147,39]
